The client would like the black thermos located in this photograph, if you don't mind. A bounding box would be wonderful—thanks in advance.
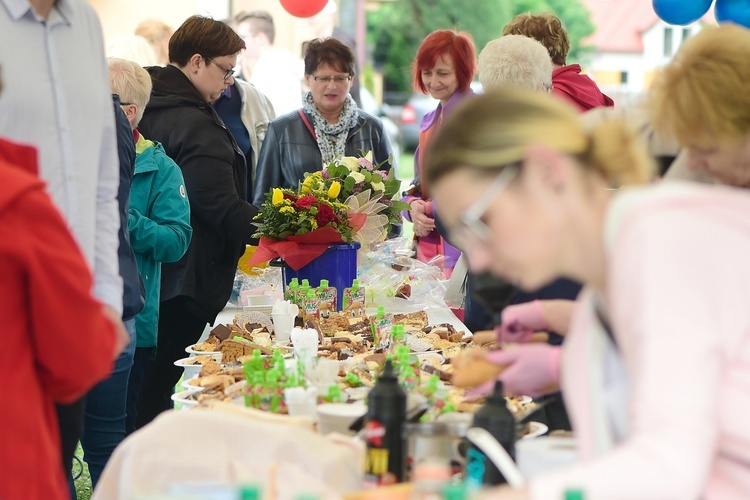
[363,360,407,487]
[465,380,517,487]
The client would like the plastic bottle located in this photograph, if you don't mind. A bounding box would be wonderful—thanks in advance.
[343,279,365,309]
[364,359,407,488]
[317,279,337,312]
[464,381,517,489]
[285,278,299,303]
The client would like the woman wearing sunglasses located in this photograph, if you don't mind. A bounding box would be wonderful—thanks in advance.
[402,30,477,278]
[252,37,392,205]
[135,16,261,428]
[427,88,750,498]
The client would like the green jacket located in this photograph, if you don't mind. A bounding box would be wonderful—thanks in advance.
[130,134,192,347]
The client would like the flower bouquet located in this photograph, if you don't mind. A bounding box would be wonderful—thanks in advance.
[248,186,365,271]
[301,151,411,247]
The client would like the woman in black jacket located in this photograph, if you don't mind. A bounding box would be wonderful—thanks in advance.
[135,15,258,428]
[252,38,393,205]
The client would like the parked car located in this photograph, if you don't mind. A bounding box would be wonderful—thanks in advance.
[399,81,483,151]
[360,87,402,169]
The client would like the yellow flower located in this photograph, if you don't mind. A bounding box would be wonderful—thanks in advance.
[272,188,284,205]
[328,181,341,199]
[301,184,311,194]
[280,206,295,215]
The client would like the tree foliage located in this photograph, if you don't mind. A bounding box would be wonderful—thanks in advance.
[368,0,595,96]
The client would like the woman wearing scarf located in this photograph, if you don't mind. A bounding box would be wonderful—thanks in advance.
[252,37,393,206]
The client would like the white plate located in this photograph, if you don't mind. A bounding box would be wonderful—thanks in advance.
[235,311,273,330]
[522,421,548,439]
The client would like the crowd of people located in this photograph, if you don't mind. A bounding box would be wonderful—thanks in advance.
[2,0,750,498]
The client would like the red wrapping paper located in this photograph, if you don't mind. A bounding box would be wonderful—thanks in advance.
[249,214,366,271]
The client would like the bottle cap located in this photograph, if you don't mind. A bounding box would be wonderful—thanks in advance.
[381,359,397,380]
[289,278,299,288]
[352,279,359,289]
[488,380,505,403]
[301,279,310,288]
[377,305,385,317]
[320,279,329,287]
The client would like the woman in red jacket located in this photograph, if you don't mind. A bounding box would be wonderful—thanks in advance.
[0,136,127,500]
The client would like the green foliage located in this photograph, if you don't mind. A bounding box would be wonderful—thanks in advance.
[368,0,596,94]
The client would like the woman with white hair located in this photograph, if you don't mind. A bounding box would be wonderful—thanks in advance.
[107,57,193,435]
[478,34,552,92]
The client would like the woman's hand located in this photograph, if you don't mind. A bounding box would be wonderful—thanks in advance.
[409,199,435,237]
[496,300,548,344]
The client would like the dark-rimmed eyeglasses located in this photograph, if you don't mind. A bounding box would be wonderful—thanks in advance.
[205,57,235,81]
[448,164,520,248]
[312,75,351,85]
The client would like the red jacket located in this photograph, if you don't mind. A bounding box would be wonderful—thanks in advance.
[552,64,614,112]
[0,137,117,500]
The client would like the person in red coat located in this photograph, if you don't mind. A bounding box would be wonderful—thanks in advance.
[0,135,128,500]
[503,12,614,112]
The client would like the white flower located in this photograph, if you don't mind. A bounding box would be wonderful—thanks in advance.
[349,171,366,183]
[365,151,373,163]
[371,181,385,192]
[340,156,359,172]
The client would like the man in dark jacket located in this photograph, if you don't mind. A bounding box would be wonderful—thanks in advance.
[135,16,260,428]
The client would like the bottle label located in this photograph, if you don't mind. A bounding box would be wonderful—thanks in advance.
[363,420,397,489]
[343,287,365,310]
[464,447,486,491]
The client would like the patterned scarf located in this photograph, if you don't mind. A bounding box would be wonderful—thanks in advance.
[302,91,359,165]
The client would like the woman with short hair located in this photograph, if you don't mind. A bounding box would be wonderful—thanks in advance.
[252,37,392,205]
[135,15,259,428]
[402,29,477,278]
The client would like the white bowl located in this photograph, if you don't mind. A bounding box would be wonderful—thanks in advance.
[181,376,204,391]
[316,402,367,436]
[185,343,221,356]
[174,355,220,379]
[171,389,202,409]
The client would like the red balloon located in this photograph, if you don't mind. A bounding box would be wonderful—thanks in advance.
[280,0,329,18]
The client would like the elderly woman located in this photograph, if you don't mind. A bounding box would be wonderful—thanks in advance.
[135,15,260,428]
[478,35,552,92]
[428,85,750,498]
[252,37,392,205]
[402,30,476,277]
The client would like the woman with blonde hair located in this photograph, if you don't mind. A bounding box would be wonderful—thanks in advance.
[650,23,750,187]
[428,88,750,498]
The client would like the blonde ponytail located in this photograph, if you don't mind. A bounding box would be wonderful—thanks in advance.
[584,121,655,187]
[425,88,655,188]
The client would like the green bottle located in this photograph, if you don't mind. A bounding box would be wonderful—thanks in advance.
[239,484,262,500]
[564,489,584,500]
